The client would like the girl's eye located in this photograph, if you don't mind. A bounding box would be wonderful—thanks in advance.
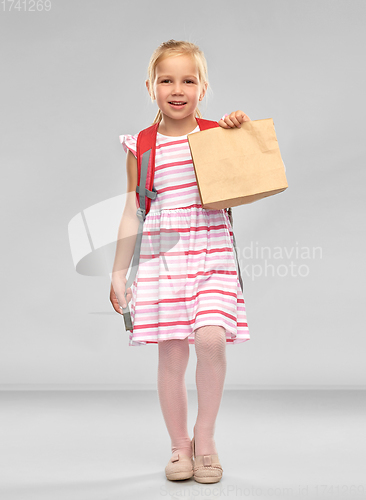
[160,79,195,84]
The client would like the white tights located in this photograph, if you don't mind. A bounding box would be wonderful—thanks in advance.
[157,325,227,458]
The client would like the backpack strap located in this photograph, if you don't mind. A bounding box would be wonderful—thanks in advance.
[227,210,243,292]
[195,117,220,130]
[121,123,159,330]
[135,123,159,216]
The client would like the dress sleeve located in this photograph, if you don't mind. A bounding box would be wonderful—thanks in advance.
[119,134,138,158]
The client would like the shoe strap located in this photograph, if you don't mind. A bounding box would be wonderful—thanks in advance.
[194,453,221,468]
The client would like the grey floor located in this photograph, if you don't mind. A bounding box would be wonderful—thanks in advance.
[0,390,365,500]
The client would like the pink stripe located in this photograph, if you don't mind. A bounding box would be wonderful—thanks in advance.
[143,223,229,233]
[132,310,247,330]
[155,167,195,179]
[139,247,235,260]
[155,159,192,171]
[158,181,197,193]
[156,187,200,202]
[156,138,188,149]
[134,286,239,301]
[147,204,220,215]
[136,272,238,284]
[140,226,228,236]
[134,291,241,306]
[138,250,235,265]
[129,297,241,315]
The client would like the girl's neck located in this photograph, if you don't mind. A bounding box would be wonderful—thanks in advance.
[157,114,199,137]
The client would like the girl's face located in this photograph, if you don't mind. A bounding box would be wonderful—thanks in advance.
[148,54,207,122]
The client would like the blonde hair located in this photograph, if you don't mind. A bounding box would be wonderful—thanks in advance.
[146,39,210,124]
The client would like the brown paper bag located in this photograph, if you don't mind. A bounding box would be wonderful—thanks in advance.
[187,118,288,209]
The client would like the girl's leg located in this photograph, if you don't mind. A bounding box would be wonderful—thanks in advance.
[194,325,227,456]
[157,337,192,458]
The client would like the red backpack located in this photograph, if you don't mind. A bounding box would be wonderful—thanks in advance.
[121,117,242,331]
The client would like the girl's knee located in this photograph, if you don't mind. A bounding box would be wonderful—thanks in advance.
[194,325,226,350]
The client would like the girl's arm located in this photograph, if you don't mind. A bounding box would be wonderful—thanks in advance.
[110,150,140,313]
[219,110,251,128]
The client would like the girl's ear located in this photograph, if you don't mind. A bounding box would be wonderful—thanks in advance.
[199,81,208,101]
[146,80,155,100]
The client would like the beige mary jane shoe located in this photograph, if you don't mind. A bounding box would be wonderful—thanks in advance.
[165,451,194,481]
[191,435,223,483]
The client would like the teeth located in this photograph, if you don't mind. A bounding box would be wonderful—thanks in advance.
[170,102,185,104]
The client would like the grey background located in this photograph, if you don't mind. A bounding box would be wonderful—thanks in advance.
[1,0,365,389]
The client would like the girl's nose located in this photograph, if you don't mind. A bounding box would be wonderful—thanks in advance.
[172,84,184,95]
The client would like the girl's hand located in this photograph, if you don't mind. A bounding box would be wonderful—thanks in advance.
[110,279,132,315]
[219,110,251,128]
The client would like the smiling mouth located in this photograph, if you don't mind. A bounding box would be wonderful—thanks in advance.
[169,101,187,105]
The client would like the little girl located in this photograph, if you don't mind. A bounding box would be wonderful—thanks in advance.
[110,39,251,483]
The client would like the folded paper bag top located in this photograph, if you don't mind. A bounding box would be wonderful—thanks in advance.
[187,118,288,210]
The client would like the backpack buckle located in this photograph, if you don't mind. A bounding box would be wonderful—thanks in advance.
[136,207,146,223]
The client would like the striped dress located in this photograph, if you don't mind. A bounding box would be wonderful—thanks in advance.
[119,123,250,346]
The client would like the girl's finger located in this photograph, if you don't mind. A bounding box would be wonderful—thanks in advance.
[224,116,236,128]
[229,113,242,128]
[115,299,124,314]
[218,119,230,128]
[111,294,121,312]
[237,110,250,122]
